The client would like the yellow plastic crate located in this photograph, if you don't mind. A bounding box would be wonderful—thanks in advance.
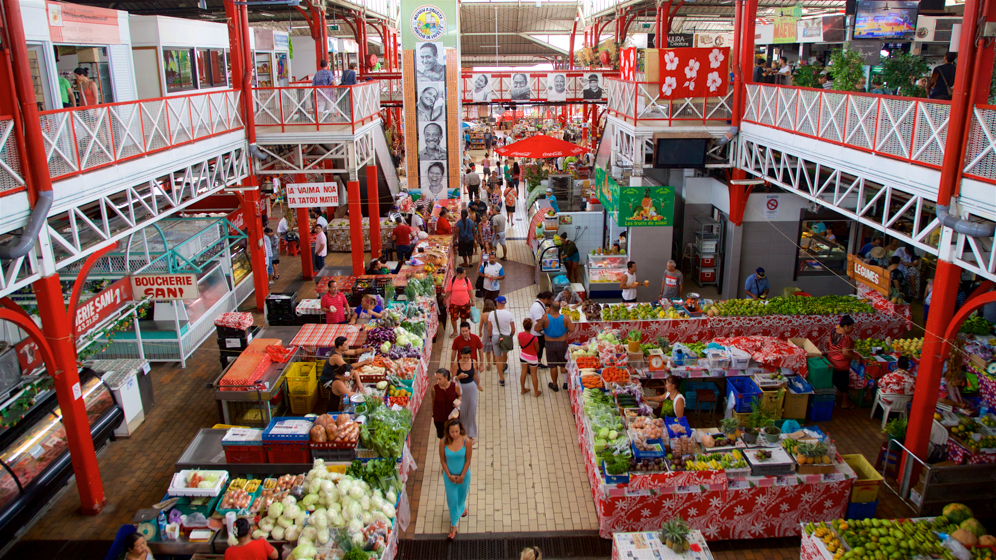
[842,453,883,503]
[287,363,318,396]
[758,387,786,414]
[783,392,809,420]
[289,389,319,414]
[212,424,250,429]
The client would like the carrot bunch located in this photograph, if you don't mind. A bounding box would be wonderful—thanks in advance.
[601,367,630,384]
[581,376,604,389]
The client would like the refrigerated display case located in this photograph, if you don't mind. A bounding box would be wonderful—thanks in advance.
[0,371,121,543]
[798,231,848,276]
[585,253,628,299]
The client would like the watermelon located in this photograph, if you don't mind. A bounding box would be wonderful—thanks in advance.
[943,503,975,525]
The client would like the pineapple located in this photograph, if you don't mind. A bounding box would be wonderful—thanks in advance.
[660,517,691,552]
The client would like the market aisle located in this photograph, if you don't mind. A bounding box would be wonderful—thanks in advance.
[412,209,600,535]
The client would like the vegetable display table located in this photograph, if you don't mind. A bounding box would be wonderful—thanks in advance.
[568,380,855,540]
[612,530,713,560]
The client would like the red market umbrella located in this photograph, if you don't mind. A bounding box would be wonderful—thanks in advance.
[495,134,590,158]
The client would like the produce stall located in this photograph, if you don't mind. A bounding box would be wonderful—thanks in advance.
[326,217,396,253]
[566,333,862,540]
[570,292,912,346]
[612,530,714,560]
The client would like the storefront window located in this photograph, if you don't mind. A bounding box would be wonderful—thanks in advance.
[797,218,851,277]
[197,49,228,88]
[164,48,196,93]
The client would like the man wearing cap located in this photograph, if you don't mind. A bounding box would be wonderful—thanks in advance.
[744,267,770,300]
[583,74,603,99]
[478,251,505,302]
[484,296,516,386]
[545,187,561,213]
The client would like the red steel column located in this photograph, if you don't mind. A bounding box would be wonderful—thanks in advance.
[568,16,578,70]
[3,0,106,514]
[367,166,381,259]
[241,2,269,311]
[347,180,364,275]
[298,207,315,280]
[905,0,984,464]
[742,0,759,80]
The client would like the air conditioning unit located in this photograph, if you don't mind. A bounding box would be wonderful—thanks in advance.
[915,16,961,42]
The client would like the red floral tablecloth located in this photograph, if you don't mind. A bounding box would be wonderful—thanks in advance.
[713,336,809,375]
[289,324,363,349]
[568,310,910,350]
[568,381,852,540]
[979,372,996,409]
[946,439,996,465]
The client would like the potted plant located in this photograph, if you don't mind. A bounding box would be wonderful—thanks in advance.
[762,425,782,444]
[742,427,759,444]
[884,417,907,444]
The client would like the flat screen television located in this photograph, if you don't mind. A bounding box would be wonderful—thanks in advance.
[854,1,918,40]
[653,138,709,168]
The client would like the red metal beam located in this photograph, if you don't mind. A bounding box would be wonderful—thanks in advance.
[666,0,686,33]
[68,244,117,336]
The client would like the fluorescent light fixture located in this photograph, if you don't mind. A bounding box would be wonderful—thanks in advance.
[259,11,276,16]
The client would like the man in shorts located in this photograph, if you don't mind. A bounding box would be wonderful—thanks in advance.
[486,296,516,386]
[529,291,554,367]
[536,301,576,392]
[490,207,507,261]
[453,209,477,267]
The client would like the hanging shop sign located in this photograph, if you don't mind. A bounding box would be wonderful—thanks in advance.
[286,182,341,208]
[656,47,730,100]
[74,277,134,337]
[773,5,802,44]
[131,274,200,300]
[47,2,121,45]
[846,254,890,296]
[618,186,675,227]
[667,34,694,48]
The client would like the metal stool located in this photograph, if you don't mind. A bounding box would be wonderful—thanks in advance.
[681,242,695,273]
[695,389,718,422]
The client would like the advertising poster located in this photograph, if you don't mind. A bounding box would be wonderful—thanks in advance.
[618,186,675,227]
[656,47,730,100]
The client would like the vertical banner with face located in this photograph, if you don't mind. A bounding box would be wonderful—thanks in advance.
[402,0,460,202]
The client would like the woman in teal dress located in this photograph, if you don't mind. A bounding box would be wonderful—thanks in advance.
[440,418,473,540]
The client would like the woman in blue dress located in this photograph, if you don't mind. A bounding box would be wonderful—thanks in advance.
[439,418,473,540]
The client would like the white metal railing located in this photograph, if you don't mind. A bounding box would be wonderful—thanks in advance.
[743,83,949,170]
[252,83,381,134]
[606,78,734,126]
[0,118,25,195]
[37,90,243,182]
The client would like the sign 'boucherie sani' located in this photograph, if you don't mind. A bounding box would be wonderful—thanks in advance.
[131,273,200,300]
[74,277,133,336]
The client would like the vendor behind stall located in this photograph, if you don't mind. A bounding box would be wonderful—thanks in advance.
[744,267,770,299]
[350,294,386,324]
[366,257,390,275]
[826,315,861,409]
[545,187,561,213]
[323,335,373,384]
[559,233,580,283]
[320,279,350,324]
[321,363,358,413]
[620,261,648,303]
[644,375,685,419]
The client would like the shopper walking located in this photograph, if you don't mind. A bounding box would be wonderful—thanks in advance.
[484,129,494,151]
[479,299,497,373]
[518,318,541,397]
[511,161,521,193]
[928,52,956,100]
[451,322,483,372]
[265,228,280,280]
[224,518,278,560]
[826,315,861,410]
[491,207,508,261]
[312,224,327,274]
[482,154,492,177]
[484,296,516,386]
[465,166,482,202]
[392,217,415,264]
[440,418,473,540]
[479,209,495,256]
[454,209,477,267]
[444,267,475,338]
[537,301,575,392]
[320,279,350,324]
[312,60,335,115]
[529,292,553,367]
[478,252,505,302]
[263,227,275,285]
[432,368,461,438]
[454,347,480,438]
[504,182,517,223]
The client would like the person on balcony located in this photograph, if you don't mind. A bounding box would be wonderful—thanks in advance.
[928,52,957,100]
[751,58,766,83]
[74,68,99,106]
[59,72,76,108]
[313,60,336,116]
[340,62,358,86]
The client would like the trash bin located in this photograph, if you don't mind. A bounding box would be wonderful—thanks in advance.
[102,368,144,437]
[138,363,155,411]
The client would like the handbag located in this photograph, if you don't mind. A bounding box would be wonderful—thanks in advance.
[940,70,953,97]
[474,272,486,299]
[495,313,515,352]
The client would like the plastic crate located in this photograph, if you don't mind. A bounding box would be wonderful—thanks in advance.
[846,499,879,520]
[807,357,834,389]
[262,417,314,441]
[684,382,719,409]
[264,441,311,464]
[310,445,357,462]
[632,439,665,460]
[172,494,222,517]
[601,460,630,484]
[807,401,834,422]
[758,387,786,414]
[665,416,692,439]
[224,445,268,464]
[290,390,319,414]
[728,376,762,413]
[843,454,883,503]
[285,363,318,395]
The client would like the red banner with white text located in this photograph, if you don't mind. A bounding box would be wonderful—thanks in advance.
[657,47,730,99]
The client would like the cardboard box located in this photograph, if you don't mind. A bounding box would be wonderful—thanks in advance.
[644,48,659,82]
[76,47,101,63]
[789,338,822,358]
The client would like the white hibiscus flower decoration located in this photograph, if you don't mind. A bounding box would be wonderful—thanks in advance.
[707,71,722,92]
[685,58,700,80]
[662,76,677,96]
[709,48,725,68]
[664,51,679,71]
[684,80,696,91]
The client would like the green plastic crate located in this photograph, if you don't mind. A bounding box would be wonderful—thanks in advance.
[807,357,833,389]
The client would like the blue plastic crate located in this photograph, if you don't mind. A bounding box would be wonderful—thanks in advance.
[632,439,665,460]
[807,401,834,422]
[787,376,814,395]
[684,382,720,409]
[846,499,878,520]
[728,376,762,413]
[602,460,630,484]
[811,387,838,404]
[664,416,691,439]
[262,417,315,441]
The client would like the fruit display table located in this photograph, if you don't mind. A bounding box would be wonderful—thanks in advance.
[800,513,994,560]
[611,530,714,560]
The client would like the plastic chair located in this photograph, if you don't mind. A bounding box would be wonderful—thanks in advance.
[870,391,913,431]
